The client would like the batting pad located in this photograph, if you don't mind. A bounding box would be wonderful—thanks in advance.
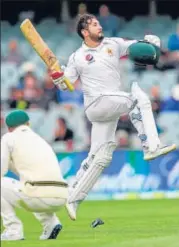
[131,82,160,152]
[68,142,116,203]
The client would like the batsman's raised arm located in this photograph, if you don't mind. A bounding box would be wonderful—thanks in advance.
[51,53,79,90]
[111,34,161,62]
[64,53,80,83]
[110,37,137,57]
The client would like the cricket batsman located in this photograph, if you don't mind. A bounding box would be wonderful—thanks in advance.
[50,14,176,220]
[1,110,68,240]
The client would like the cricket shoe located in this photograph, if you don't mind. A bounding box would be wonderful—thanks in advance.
[1,230,24,241]
[66,202,80,221]
[40,223,62,240]
[144,144,176,161]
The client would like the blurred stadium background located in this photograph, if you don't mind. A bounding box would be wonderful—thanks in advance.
[1,0,179,200]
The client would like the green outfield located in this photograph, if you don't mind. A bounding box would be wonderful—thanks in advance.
[1,199,179,247]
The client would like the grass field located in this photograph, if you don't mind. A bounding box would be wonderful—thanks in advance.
[1,199,179,247]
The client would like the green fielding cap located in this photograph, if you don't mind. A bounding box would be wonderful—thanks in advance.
[5,110,30,128]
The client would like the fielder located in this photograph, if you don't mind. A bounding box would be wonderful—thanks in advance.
[50,14,176,220]
[1,110,68,241]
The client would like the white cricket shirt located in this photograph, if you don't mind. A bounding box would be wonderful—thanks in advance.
[1,125,65,184]
[64,37,136,107]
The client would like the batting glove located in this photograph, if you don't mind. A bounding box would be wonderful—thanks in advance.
[144,35,161,48]
[51,71,67,90]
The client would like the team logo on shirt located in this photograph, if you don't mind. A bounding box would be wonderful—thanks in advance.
[106,48,113,56]
[85,54,95,64]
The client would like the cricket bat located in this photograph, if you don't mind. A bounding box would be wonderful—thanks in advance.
[20,19,74,91]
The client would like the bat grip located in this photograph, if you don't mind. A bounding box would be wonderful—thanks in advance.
[51,62,74,91]
[64,77,74,92]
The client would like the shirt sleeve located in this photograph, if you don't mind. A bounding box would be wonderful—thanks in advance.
[1,134,13,176]
[64,52,79,84]
[111,37,137,57]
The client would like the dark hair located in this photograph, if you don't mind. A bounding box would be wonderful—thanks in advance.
[76,14,96,39]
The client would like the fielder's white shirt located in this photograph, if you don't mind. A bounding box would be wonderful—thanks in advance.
[1,125,65,184]
[64,37,136,107]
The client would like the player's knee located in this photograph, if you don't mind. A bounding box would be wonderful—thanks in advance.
[93,142,117,168]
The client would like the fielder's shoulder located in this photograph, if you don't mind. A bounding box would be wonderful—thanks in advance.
[1,132,14,147]
[1,132,11,141]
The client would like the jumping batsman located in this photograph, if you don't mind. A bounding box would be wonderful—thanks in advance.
[1,110,68,240]
[50,14,176,220]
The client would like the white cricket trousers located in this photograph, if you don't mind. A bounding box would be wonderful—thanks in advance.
[68,85,161,203]
[1,177,65,234]
[85,91,147,156]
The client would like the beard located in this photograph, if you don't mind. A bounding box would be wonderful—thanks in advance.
[90,32,104,42]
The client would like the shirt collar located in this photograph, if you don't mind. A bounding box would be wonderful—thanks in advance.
[82,38,108,52]
[14,125,30,132]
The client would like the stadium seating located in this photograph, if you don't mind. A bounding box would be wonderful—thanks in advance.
[2,106,89,151]
[157,112,179,145]
[1,16,179,149]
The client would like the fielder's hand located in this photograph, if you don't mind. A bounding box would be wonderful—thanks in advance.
[144,35,161,48]
[51,71,67,90]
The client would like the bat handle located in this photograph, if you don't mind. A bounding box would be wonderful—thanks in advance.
[64,77,74,92]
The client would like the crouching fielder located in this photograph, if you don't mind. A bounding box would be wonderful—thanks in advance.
[1,110,68,241]
[50,14,176,221]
